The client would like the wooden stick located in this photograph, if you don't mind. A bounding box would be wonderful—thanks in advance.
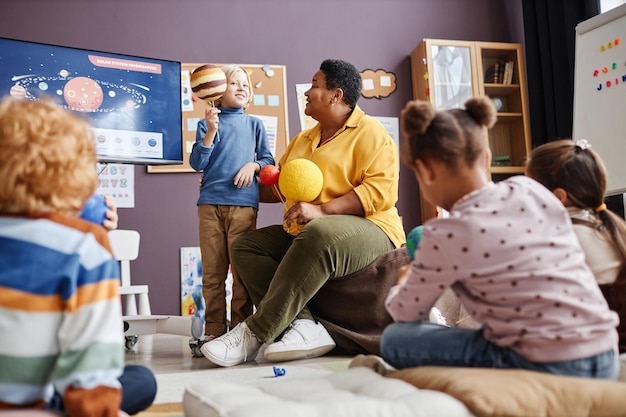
[272,184,285,204]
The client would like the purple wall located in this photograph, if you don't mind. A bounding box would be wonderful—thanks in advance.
[0,0,524,315]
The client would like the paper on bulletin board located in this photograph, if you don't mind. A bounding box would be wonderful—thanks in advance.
[96,163,135,208]
[295,83,317,132]
[373,116,400,170]
[373,116,399,148]
[181,70,194,112]
[249,114,278,156]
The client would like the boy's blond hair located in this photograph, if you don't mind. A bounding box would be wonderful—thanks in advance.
[0,97,98,214]
[214,65,254,109]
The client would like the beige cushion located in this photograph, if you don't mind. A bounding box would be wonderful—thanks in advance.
[183,367,474,417]
[390,366,626,417]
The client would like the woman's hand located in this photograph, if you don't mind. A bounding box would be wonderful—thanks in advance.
[102,194,118,231]
[284,201,323,227]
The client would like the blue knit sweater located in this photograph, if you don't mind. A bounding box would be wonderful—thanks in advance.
[189,107,275,208]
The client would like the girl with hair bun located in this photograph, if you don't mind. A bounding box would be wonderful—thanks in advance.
[380,97,620,379]
[526,139,626,352]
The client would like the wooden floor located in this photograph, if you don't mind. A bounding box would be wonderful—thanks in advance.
[124,332,352,375]
[124,333,216,374]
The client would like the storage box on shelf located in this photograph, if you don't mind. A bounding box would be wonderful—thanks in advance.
[410,39,531,223]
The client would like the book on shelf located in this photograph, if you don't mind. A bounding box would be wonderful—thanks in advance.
[484,60,514,84]
[485,62,501,84]
[503,61,514,84]
[491,155,511,166]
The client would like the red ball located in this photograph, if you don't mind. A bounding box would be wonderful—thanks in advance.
[259,165,280,186]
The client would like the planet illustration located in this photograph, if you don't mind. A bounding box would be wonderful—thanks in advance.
[63,76,104,112]
[8,73,146,114]
[9,84,26,99]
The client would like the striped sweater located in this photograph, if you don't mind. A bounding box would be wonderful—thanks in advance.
[0,212,124,417]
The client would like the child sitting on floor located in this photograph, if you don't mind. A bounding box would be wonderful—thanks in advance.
[526,139,626,352]
[380,97,620,380]
[0,97,155,416]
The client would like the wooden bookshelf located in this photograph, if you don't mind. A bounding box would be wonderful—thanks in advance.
[410,39,531,223]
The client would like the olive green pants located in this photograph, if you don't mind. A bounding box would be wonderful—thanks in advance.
[231,215,394,343]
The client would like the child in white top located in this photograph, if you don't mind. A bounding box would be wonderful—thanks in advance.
[526,139,626,352]
[382,97,619,379]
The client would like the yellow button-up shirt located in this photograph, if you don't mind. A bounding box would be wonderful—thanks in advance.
[278,105,405,248]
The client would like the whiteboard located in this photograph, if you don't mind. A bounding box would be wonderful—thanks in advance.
[573,3,626,195]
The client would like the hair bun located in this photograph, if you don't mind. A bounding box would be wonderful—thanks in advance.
[401,100,435,136]
[464,96,497,128]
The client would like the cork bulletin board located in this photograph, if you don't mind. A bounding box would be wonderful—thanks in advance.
[147,63,289,173]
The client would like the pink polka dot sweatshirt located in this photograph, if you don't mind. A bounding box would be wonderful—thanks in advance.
[386,176,619,362]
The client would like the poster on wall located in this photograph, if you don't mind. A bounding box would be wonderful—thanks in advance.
[295,83,316,132]
[373,116,399,148]
[249,114,278,156]
[180,247,233,321]
[95,163,134,208]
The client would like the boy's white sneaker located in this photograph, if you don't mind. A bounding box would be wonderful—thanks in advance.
[263,319,336,362]
[200,322,261,367]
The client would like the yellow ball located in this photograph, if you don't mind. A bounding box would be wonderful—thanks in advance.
[279,158,323,202]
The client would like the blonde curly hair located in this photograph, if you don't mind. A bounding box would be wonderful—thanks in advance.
[0,97,98,214]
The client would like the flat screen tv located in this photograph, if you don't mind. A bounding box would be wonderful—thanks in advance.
[0,37,183,165]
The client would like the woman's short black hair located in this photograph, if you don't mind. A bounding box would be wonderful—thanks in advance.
[320,59,362,109]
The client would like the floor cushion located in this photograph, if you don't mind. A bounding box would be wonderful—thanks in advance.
[389,366,626,417]
[308,248,411,355]
[182,366,475,417]
[307,248,483,355]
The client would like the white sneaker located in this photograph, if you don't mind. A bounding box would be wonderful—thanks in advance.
[428,307,448,326]
[263,319,336,362]
[200,322,261,367]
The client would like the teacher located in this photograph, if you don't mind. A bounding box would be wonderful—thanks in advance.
[200,59,405,367]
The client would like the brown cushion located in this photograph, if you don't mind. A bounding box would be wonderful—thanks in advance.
[432,287,481,328]
[390,366,626,417]
[308,248,411,355]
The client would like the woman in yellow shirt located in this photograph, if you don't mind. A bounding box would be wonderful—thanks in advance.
[200,59,405,367]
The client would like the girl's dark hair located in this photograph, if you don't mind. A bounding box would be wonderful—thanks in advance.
[526,139,626,261]
[319,59,362,109]
[400,96,496,171]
